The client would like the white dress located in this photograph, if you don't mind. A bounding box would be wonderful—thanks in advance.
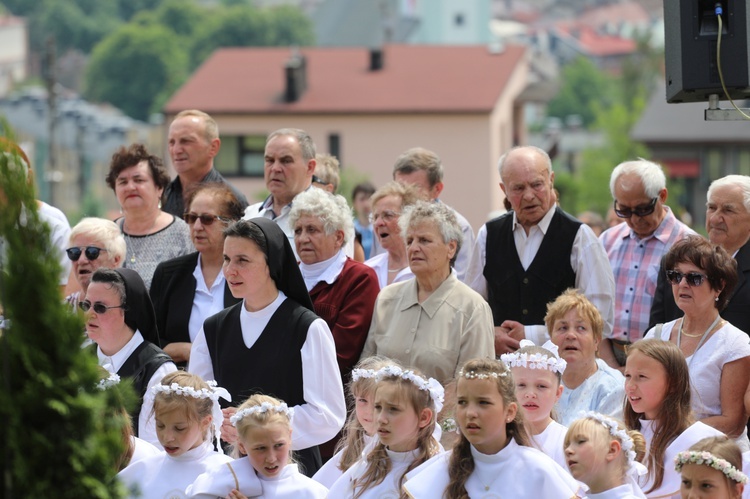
[586,483,644,499]
[186,457,262,498]
[645,320,750,451]
[257,464,328,498]
[311,434,376,488]
[327,448,423,499]
[533,420,569,470]
[637,419,724,498]
[118,441,232,499]
[404,438,582,498]
[129,436,160,465]
[557,359,625,427]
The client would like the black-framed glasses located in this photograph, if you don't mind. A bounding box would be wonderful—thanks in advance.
[312,174,327,185]
[614,197,658,218]
[66,246,108,262]
[183,213,231,226]
[79,300,126,314]
[665,270,709,287]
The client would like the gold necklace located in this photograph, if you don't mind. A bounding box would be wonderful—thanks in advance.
[123,216,159,264]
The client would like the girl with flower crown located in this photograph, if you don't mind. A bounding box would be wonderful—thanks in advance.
[188,393,326,498]
[675,436,747,499]
[312,356,394,488]
[117,371,233,498]
[327,365,444,498]
[565,413,648,498]
[624,339,725,498]
[502,339,568,468]
[404,358,581,498]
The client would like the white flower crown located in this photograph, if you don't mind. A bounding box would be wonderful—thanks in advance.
[96,373,121,391]
[674,450,749,484]
[500,339,567,374]
[230,402,294,426]
[351,368,377,382]
[151,380,231,453]
[457,368,508,380]
[374,365,445,414]
[580,412,637,469]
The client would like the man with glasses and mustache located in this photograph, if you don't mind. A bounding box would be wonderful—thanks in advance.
[650,174,750,337]
[599,160,695,369]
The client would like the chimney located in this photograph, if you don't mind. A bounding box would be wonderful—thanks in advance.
[369,47,384,71]
[284,51,307,103]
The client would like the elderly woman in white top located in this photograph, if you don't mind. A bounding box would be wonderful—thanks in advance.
[362,200,494,386]
[645,235,750,450]
[548,289,625,426]
[364,181,420,288]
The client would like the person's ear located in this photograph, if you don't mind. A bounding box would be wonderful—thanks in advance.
[334,229,345,248]
[200,415,212,434]
[237,441,247,456]
[430,181,444,199]
[447,239,457,261]
[605,439,621,463]
[417,408,433,429]
[209,138,221,157]
[505,402,518,423]
[555,383,564,402]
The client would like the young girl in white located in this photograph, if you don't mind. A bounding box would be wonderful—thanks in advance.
[501,339,568,468]
[675,436,747,499]
[624,339,725,498]
[187,394,327,498]
[404,358,581,498]
[327,365,444,498]
[312,356,392,488]
[117,371,232,498]
[565,412,648,498]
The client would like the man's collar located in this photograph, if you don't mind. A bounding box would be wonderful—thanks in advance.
[511,205,556,234]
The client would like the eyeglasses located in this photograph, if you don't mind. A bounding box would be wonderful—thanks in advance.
[66,246,108,262]
[312,175,329,185]
[369,210,401,224]
[665,270,709,287]
[79,300,126,314]
[614,197,658,218]
[183,213,231,226]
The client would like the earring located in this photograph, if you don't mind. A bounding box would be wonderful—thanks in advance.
[715,296,719,302]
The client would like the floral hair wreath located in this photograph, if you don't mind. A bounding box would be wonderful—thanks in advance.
[674,451,749,484]
[374,365,445,414]
[230,402,294,426]
[351,368,377,382]
[579,411,644,477]
[500,339,567,374]
[97,373,121,391]
[151,380,232,453]
[457,366,509,380]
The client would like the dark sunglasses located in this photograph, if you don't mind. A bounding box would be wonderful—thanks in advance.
[665,270,709,287]
[614,197,658,218]
[79,300,126,314]
[183,213,231,226]
[66,246,107,262]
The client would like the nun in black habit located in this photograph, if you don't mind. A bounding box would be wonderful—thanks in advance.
[85,267,176,447]
[188,218,346,476]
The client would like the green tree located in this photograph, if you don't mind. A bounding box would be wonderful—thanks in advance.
[0,127,128,497]
[85,24,187,120]
[547,56,613,128]
[28,0,121,53]
[132,0,206,39]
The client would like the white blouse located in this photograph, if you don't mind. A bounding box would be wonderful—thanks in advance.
[533,419,569,470]
[311,434,376,488]
[188,291,346,450]
[328,448,423,499]
[364,252,414,289]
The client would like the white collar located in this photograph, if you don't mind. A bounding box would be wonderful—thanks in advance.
[167,439,213,463]
[192,253,226,292]
[299,249,347,290]
[97,330,144,372]
[240,291,286,320]
[511,205,556,234]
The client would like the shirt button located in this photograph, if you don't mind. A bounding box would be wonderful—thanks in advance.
[522,278,529,284]
[630,288,633,291]
[634,265,638,269]
[625,310,629,313]
[410,328,416,333]
[405,349,411,354]
[522,309,528,315]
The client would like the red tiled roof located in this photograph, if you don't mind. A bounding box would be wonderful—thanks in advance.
[555,24,636,57]
[164,44,527,115]
[579,2,651,28]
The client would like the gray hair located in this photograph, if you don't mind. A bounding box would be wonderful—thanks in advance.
[708,175,750,212]
[497,146,552,184]
[399,200,463,267]
[267,128,316,162]
[609,159,666,199]
[69,217,127,265]
[173,109,219,142]
[392,147,443,187]
[288,188,354,244]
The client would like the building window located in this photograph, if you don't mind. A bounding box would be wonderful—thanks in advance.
[455,13,464,26]
[215,134,266,177]
[328,133,341,163]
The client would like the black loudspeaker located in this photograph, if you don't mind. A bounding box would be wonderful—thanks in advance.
[664,0,750,103]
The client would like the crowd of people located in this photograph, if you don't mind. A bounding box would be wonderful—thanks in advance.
[3,107,750,498]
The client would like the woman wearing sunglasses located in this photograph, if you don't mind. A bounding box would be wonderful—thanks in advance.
[65,217,126,308]
[85,267,176,448]
[645,235,750,450]
[149,183,244,367]
[106,143,193,290]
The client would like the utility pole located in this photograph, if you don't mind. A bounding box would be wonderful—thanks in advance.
[43,36,57,207]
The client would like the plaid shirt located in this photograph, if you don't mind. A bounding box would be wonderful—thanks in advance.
[600,207,695,341]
